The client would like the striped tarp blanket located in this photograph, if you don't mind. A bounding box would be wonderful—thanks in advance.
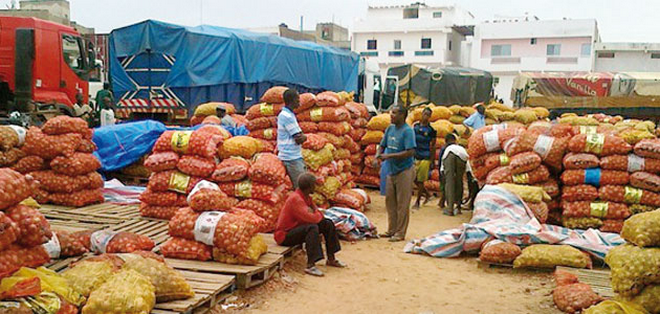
[103,179,145,205]
[324,207,378,241]
[404,185,624,259]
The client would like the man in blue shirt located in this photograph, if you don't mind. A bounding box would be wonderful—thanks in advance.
[412,107,437,209]
[376,105,416,242]
[277,89,307,189]
[463,103,486,130]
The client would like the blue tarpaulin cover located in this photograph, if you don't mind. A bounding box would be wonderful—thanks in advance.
[109,20,359,112]
[93,120,167,172]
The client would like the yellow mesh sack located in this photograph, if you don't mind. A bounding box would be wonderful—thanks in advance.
[499,111,515,121]
[487,103,514,113]
[121,253,194,302]
[605,244,660,296]
[448,105,461,115]
[212,234,268,265]
[514,109,538,124]
[360,130,384,145]
[621,210,660,247]
[448,115,465,124]
[63,260,116,297]
[635,120,656,133]
[311,192,326,206]
[431,106,452,121]
[562,217,603,230]
[582,300,648,314]
[485,109,502,121]
[459,106,476,118]
[430,120,453,138]
[619,129,655,145]
[82,269,155,314]
[627,285,660,314]
[531,107,550,119]
[302,143,335,170]
[498,183,551,204]
[316,176,341,199]
[513,244,591,269]
[367,114,391,131]
[453,124,469,137]
[221,136,260,159]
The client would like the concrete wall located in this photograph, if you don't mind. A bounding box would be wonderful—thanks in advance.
[353,30,448,69]
[19,0,69,21]
[0,9,68,25]
[594,43,660,72]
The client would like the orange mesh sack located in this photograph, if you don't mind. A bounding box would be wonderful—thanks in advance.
[249,128,277,140]
[318,132,345,148]
[509,152,542,175]
[302,134,329,151]
[563,153,600,169]
[630,171,660,192]
[234,199,281,232]
[229,208,267,233]
[260,86,287,103]
[247,116,277,131]
[218,180,284,204]
[562,185,599,202]
[55,230,90,257]
[0,148,24,167]
[12,156,46,174]
[349,128,366,143]
[212,157,250,182]
[197,124,232,140]
[0,126,21,151]
[568,133,632,156]
[249,153,287,184]
[153,130,222,159]
[176,155,215,177]
[599,185,660,207]
[0,246,49,278]
[220,136,260,159]
[41,116,91,137]
[49,152,101,176]
[246,103,284,120]
[634,138,660,159]
[77,139,97,153]
[187,180,237,212]
[600,154,660,173]
[47,189,104,207]
[140,189,188,207]
[297,107,350,122]
[561,201,631,219]
[144,152,179,172]
[0,169,33,210]
[0,212,18,251]
[536,179,560,198]
[317,121,351,136]
[468,126,524,158]
[23,127,81,159]
[75,230,155,254]
[5,205,52,247]
[139,204,180,220]
[161,237,212,261]
[316,91,341,107]
[554,269,580,286]
[351,117,368,129]
[297,93,317,112]
[600,219,624,233]
[299,121,318,133]
[479,240,522,264]
[147,170,203,194]
[561,169,629,186]
[528,202,549,223]
[553,283,601,313]
[257,139,275,153]
[503,131,567,169]
[332,189,366,210]
[30,170,103,193]
[486,165,550,185]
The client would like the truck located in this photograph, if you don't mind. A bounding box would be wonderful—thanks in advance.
[0,16,95,124]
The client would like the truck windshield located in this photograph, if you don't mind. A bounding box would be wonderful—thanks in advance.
[62,34,84,71]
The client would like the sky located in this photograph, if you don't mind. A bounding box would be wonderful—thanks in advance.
[2,0,660,42]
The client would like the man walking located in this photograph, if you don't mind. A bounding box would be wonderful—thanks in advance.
[95,82,114,111]
[277,89,307,189]
[440,133,469,216]
[412,107,436,209]
[376,105,416,242]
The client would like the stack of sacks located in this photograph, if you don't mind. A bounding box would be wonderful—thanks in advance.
[331,188,371,212]
[140,126,227,219]
[244,87,302,153]
[408,104,473,149]
[190,102,237,126]
[598,210,660,313]
[467,124,526,184]
[560,133,633,233]
[357,113,390,187]
[0,125,26,168]
[119,154,152,178]
[301,134,338,208]
[424,169,441,193]
[345,102,370,178]
[0,169,53,278]
[21,116,104,207]
[161,181,268,265]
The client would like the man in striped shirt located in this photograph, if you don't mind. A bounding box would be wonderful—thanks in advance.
[277,89,308,189]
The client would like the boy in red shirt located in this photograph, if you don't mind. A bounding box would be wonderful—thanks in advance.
[274,173,345,276]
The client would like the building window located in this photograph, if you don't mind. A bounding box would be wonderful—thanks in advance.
[448,40,452,51]
[547,44,561,56]
[367,39,377,50]
[403,7,419,19]
[415,50,434,56]
[433,11,442,18]
[389,51,404,57]
[581,43,592,56]
[598,52,615,58]
[530,38,537,45]
[360,51,378,57]
[421,38,432,49]
[490,44,511,57]
[493,77,500,85]
[651,53,660,59]
[394,40,401,50]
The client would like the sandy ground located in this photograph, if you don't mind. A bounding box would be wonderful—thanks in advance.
[215,191,562,314]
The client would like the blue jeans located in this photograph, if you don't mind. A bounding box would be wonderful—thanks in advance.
[283,158,307,189]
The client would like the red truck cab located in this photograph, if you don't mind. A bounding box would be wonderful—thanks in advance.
[0,16,91,112]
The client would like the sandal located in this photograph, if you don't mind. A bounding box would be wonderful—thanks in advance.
[305,266,324,277]
[326,259,347,268]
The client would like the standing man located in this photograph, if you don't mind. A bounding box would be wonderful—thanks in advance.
[99,96,116,126]
[277,89,307,189]
[376,105,416,242]
[412,107,436,209]
[440,133,469,216]
[95,82,114,111]
[216,105,237,129]
[463,103,486,130]
[275,173,345,276]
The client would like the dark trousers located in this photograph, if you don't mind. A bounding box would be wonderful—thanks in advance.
[442,153,466,211]
[281,218,341,265]
[466,172,479,210]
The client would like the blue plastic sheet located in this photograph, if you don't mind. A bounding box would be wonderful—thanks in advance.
[584,168,602,186]
[93,120,167,172]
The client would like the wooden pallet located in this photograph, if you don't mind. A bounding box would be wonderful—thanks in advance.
[41,203,141,220]
[476,259,553,272]
[165,253,284,290]
[556,266,614,297]
[152,271,235,314]
[109,173,150,186]
[46,256,85,272]
[111,218,171,246]
[260,233,301,260]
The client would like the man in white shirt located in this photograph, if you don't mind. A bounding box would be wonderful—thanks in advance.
[440,133,469,216]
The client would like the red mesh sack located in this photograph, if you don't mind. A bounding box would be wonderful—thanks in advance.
[568,133,632,156]
[49,152,101,176]
[197,124,231,140]
[189,189,237,212]
[140,189,187,206]
[599,185,660,207]
[297,107,350,122]
[0,169,33,210]
[257,139,275,153]
[348,128,367,143]
[600,154,660,173]
[548,123,577,138]
[148,170,203,194]
[349,153,364,165]
[23,127,81,159]
[467,125,525,158]
[212,157,250,182]
[55,230,89,257]
[553,283,601,313]
[260,86,287,103]
[0,212,18,251]
[249,128,277,140]
[231,114,248,127]
[47,189,104,207]
[297,93,317,112]
[30,171,103,193]
[0,246,49,278]
[332,189,365,210]
[190,115,204,126]
[630,171,660,192]
[479,240,522,264]
[41,116,90,137]
[535,180,560,198]
[528,202,549,223]
[234,199,280,232]
[245,103,284,120]
[302,134,329,151]
[563,153,599,169]
[485,165,550,185]
[201,115,221,125]
[153,130,222,159]
[176,155,215,177]
[249,153,287,184]
[356,175,380,186]
[105,232,155,253]
[139,203,180,220]
[561,201,630,219]
[503,131,567,169]
[601,219,624,233]
[351,117,368,129]
[562,185,598,202]
[218,180,284,204]
[12,156,47,174]
[509,152,542,175]
[299,122,319,133]
[77,139,97,153]
[554,269,579,286]
[0,148,24,167]
[247,116,277,131]
[345,137,361,154]
[6,205,52,247]
[345,102,369,118]
[228,208,267,233]
[364,144,378,155]
[317,121,351,136]
[160,237,212,261]
[424,180,440,192]
[561,169,629,186]
[634,138,660,159]
[316,91,340,107]
[144,152,179,172]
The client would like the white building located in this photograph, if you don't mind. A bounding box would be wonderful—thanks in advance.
[352,3,475,77]
[594,42,660,72]
[467,16,600,105]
